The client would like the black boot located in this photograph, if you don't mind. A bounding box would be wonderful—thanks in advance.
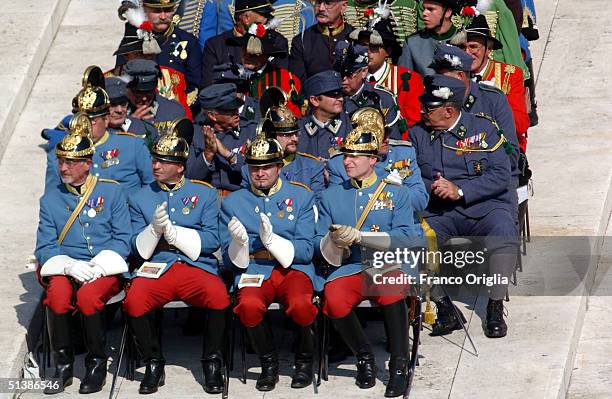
[245,321,278,391]
[332,311,377,389]
[201,309,226,394]
[128,313,165,394]
[381,301,409,398]
[430,296,466,336]
[291,325,314,389]
[485,299,507,338]
[79,312,107,394]
[44,310,74,395]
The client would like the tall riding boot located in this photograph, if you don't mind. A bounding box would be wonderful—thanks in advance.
[201,308,226,394]
[430,296,465,336]
[128,312,165,394]
[291,324,314,389]
[44,310,74,395]
[245,320,279,391]
[381,301,409,398]
[332,311,377,389]
[79,312,107,394]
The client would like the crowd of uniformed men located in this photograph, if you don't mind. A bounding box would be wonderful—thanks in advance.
[34,0,538,396]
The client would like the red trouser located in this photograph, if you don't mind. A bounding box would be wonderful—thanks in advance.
[323,273,405,319]
[44,275,121,316]
[123,262,230,317]
[234,268,318,327]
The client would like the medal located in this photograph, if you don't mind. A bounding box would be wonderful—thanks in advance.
[94,205,103,213]
[182,207,190,215]
[286,206,293,213]
[288,214,295,221]
[255,206,260,213]
[87,208,97,218]
[481,140,488,149]
[277,211,285,218]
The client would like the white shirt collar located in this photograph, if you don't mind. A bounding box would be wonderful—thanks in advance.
[367,63,388,83]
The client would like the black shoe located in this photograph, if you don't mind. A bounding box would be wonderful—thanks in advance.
[256,352,279,391]
[485,299,507,338]
[44,310,74,395]
[79,312,107,394]
[139,359,166,394]
[291,325,314,389]
[430,297,466,336]
[384,357,408,397]
[202,353,224,394]
[355,352,377,389]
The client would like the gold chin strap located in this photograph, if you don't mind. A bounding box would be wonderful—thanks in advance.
[251,178,283,197]
[157,175,186,191]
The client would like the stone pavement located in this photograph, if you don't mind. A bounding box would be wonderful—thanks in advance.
[1,0,611,398]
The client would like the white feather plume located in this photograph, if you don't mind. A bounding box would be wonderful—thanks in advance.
[476,0,493,13]
[432,87,452,100]
[123,6,147,31]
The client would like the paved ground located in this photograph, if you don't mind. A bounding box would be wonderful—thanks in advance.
[1,0,611,398]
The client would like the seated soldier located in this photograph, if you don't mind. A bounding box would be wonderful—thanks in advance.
[241,99,325,198]
[186,83,257,195]
[35,114,131,394]
[219,134,319,391]
[315,121,419,397]
[123,59,186,133]
[105,77,158,139]
[410,75,518,338]
[226,29,303,116]
[298,70,351,160]
[334,41,407,140]
[45,67,154,197]
[124,119,230,394]
[211,62,262,125]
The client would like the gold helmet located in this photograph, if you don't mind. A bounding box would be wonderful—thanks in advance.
[244,133,284,166]
[350,107,386,143]
[55,113,95,159]
[72,66,110,118]
[258,86,299,135]
[151,118,192,163]
[340,125,380,157]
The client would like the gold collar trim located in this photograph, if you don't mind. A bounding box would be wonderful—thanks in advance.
[350,171,378,189]
[251,178,283,197]
[65,174,96,196]
[157,175,186,191]
[283,153,295,166]
[95,131,110,146]
[317,20,345,37]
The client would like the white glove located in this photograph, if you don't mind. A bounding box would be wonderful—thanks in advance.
[229,217,249,246]
[259,213,273,247]
[152,202,169,236]
[85,263,106,284]
[64,260,95,283]
[164,223,202,262]
[330,224,362,248]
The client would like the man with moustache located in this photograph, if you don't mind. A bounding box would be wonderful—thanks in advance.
[36,114,131,394]
[289,0,354,80]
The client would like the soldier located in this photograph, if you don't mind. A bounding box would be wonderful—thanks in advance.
[241,105,325,198]
[298,70,351,160]
[327,107,428,213]
[345,0,422,43]
[123,119,230,394]
[315,122,419,397]
[186,83,257,195]
[455,15,530,152]
[119,0,203,95]
[46,67,154,197]
[398,0,460,77]
[211,62,261,126]
[335,41,406,140]
[201,0,288,87]
[219,134,319,391]
[123,59,186,134]
[35,114,131,394]
[350,5,424,128]
[226,30,303,117]
[289,0,354,81]
[105,77,158,139]
[410,75,518,338]
[429,43,519,179]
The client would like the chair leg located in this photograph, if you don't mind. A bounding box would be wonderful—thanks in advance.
[406,296,421,398]
[311,318,319,394]
[525,203,531,242]
[108,321,128,399]
[240,323,247,384]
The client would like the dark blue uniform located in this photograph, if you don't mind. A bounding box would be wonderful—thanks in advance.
[130,94,186,133]
[289,23,354,81]
[156,26,203,92]
[344,83,404,140]
[202,29,289,87]
[297,113,351,160]
[241,96,261,124]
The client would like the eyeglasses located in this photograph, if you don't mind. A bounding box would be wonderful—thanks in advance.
[312,0,342,8]
[276,132,300,138]
[320,91,343,99]
[58,158,86,167]
[458,43,485,52]
[422,105,444,114]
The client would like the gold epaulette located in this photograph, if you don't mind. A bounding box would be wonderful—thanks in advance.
[191,179,213,188]
[99,178,119,184]
[115,131,138,138]
[289,181,312,192]
[297,152,321,161]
